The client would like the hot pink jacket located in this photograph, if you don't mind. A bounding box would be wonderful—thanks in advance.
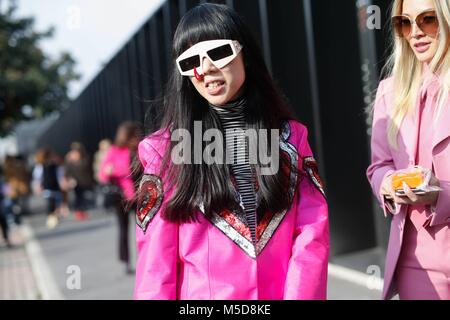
[98,145,135,200]
[367,75,450,300]
[134,120,329,300]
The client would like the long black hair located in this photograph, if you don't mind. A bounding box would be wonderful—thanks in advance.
[147,3,296,223]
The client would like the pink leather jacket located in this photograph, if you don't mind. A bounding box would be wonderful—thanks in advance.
[134,120,329,300]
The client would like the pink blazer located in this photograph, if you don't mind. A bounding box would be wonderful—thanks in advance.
[134,120,329,300]
[98,145,135,200]
[367,75,450,300]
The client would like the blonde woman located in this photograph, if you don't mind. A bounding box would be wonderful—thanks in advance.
[367,0,450,299]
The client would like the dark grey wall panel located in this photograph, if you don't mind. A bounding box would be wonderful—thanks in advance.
[309,0,377,254]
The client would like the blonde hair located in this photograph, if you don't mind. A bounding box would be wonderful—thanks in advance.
[383,0,450,148]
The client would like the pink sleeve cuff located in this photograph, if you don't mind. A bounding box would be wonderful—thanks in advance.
[378,170,399,217]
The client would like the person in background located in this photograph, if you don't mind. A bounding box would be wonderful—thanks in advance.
[98,122,142,274]
[93,139,111,183]
[93,139,112,209]
[33,149,63,229]
[0,166,12,248]
[54,153,71,217]
[31,152,44,196]
[64,142,94,221]
[3,155,31,225]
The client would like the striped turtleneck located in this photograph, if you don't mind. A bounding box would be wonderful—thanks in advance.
[209,97,258,245]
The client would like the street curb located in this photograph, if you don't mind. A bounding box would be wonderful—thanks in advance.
[328,263,383,291]
[21,221,64,300]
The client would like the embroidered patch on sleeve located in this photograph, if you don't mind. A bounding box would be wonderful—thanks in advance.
[303,156,325,197]
[136,174,163,233]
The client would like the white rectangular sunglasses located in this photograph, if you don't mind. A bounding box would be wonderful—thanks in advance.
[176,39,243,77]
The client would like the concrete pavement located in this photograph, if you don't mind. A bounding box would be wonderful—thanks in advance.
[24,208,136,299]
[0,225,40,299]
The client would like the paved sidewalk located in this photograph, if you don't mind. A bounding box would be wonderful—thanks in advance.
[0,225,40,299]
[24,208,136,300]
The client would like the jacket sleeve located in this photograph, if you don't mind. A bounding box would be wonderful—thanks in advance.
[283,124,329,300]
[366,80,400,216]
[134,138,179,300]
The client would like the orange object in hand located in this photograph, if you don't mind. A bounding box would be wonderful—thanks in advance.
[392,171,424,191]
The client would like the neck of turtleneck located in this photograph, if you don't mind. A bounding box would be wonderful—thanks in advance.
[209,96,258,245]
[209,97,247,124]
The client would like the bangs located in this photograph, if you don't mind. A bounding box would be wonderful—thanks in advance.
[173,4,241,57]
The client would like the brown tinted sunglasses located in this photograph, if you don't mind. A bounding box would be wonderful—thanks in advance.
[392,10,439,38]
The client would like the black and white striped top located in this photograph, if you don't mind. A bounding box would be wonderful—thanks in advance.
[210,98,258,245]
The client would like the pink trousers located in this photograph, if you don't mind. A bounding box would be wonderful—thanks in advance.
[395,215,450,300]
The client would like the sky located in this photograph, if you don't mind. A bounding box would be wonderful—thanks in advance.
[15,0,165,98]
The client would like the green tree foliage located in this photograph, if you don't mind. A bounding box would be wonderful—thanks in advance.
[0,0,80,136]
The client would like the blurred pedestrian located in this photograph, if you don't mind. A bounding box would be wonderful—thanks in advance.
[53,153,71,217]
[99,122,142,274]
[64,142,94,221]
[93,139,112,209]
[367,0,450,300]
[93,139,111,183]
[0,166,12,247]
[34,149,62,229]
[31,153,43,196]
[3,155,31,225]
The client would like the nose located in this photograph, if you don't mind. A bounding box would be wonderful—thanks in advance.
[201,56,217,74]
[410,21,425,38]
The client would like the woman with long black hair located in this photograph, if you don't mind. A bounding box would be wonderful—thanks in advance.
[135,3,329,300]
